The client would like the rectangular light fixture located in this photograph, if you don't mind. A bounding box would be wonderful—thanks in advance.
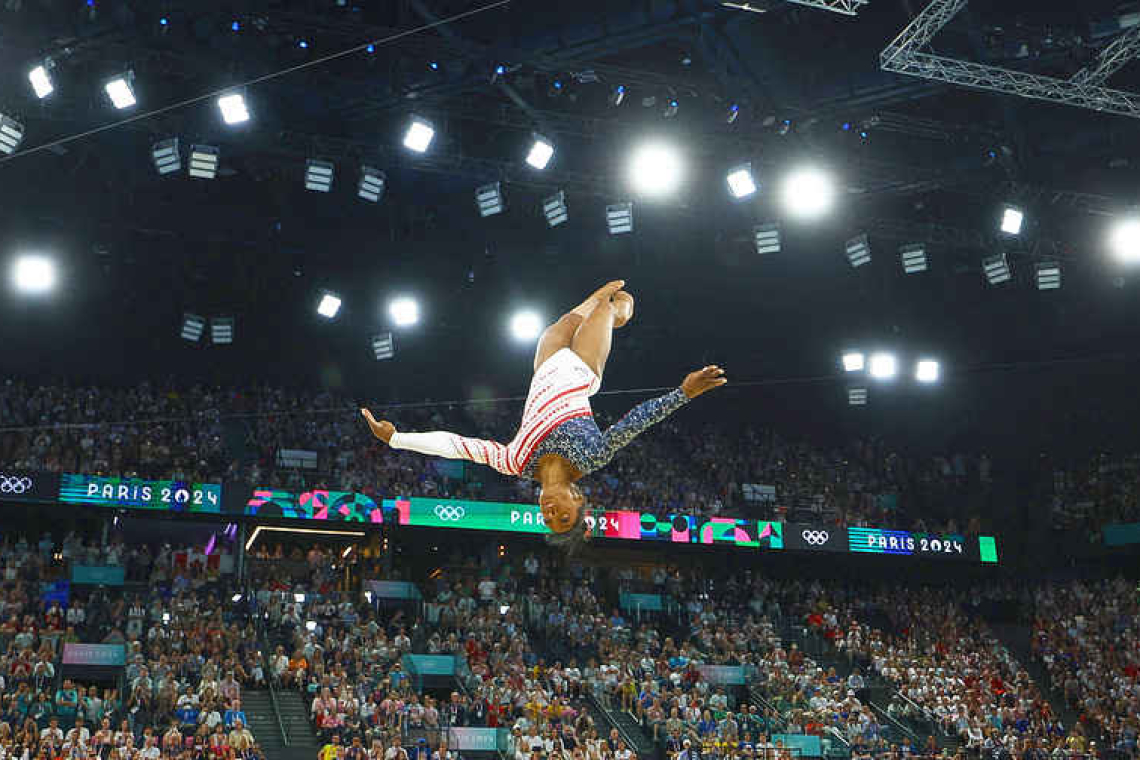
[1001,206,1024,235]
[217,93,250,124]
[842,352,865,372]
[899,242,927,274]
[0,115,25,155]
[188,145,219,179]
[1036,260,1061,290]
[152,138,181,175]
[475,182,504,217]
[848,387,868,406]
[403,116,435,153]
[726,163,757,198]
[543,191,568,227]
[358,166,386,202]
[983,253,1012,285]
[317,292,342,319]
[104,72,137,109]
[846,234,871,267]
[211,317,234,345]
[607,202,633,235]
[915,359,940,383]
[526,134,554,170]
[29,64,54,99]
[180,313,206,342]
[754,223,780,255]
[371,332,395,360]
[305,159,334,192]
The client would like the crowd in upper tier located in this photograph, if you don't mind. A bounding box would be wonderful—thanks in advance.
[0,379,1010,535]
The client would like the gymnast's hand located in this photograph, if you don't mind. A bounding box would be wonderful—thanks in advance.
[681,366,728,399]
[360,409,396,444]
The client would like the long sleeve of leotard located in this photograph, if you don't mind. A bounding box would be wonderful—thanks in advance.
[594,388,690,469]
[388,430,516,475]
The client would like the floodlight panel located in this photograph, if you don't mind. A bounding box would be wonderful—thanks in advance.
[607,203,633,235]
[12,255,56,295]
[180,314,206,342]
[900,243,927,273]
[526,136,554,169]
[372,332,395,360]
[983,254,1012,284]
[359,167,386,202]
[754,224,780,255]
[915,360,940,383]
[868,352,897,379]
[0,116,23,155]
[211,318,235,345]
[317,294,342,318]
[781,167,835,220]
[543,191,568,228]
[305,160,334,192]
[476,183,504,217]
[404,118,435,153]
[105,76,136,109]
[842,352,865,372]
[1110,219,1140,263]
[629,143,682,197]
[29,65,53,98]
[510,311,543,341]
[848,387,868,406]
[1001,206,1024,235]
[727,165,757,198]
[1036,261,1062,290]
[218,93,250,124]
[846,234,871,267]
[389,297,420,327]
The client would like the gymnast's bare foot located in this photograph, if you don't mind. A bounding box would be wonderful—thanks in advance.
[613,291,634,328]
[571,280,626,319]
[361,409,395,444]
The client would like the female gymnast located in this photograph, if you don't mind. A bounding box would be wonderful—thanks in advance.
[360,280,727,551]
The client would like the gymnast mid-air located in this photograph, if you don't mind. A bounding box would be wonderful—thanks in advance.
[361,280,727,549]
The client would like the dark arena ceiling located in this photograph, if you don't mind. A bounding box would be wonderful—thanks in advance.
[3,0,1140,449]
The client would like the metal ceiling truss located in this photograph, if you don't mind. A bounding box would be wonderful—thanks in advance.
[881,0,1140,119]
[783,0,868,16]
[1071,23,1140,86]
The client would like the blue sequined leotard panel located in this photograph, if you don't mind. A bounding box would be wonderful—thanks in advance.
[520,387,690,479]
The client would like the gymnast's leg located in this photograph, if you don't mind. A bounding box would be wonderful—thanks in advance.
[533,280,626,372]
[570,289,634,382]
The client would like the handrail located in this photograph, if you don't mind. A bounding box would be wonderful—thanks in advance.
[870,701,918,744]
[256,611,290,748]
[587,691,641,752]
[886,688,950,739]
[824,726,850,748]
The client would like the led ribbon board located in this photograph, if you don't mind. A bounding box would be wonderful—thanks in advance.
[60,474,220,512]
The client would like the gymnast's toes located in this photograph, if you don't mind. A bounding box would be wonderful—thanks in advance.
[613,291,634,328]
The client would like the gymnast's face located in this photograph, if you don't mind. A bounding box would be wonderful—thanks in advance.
[539,482,585,533]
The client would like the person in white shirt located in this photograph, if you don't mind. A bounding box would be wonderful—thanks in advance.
[66,719,91,748]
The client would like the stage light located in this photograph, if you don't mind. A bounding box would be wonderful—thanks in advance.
[298,40,309,49]
[428,60,438,69]
[231,593,242,602]
[217,93,249,124]
[1036,260,1061,290]
[609,85,626,106]
[663,99,679,118]
[845,234,871,268]
[1000,206,1024,235]
[317,293,342,319]
[231,20,240,31]
[152,138,181,175]
[526,134,554,170]
[754,223,780,255]
[305,159,334,192]
[358,166,386,202]
[543,191,568,228]
[900,243,927,274]
[294,593,306,603]
[29,64,54,99]
[848,387,868,406]
[842,352,865,372]
[188,145,218,179]
[475,182,504,217]
[915,359,940,384]
[371,332,395,360]
[510,311,542,342]
[869,352,897,379]
[160,17,168,26]
[983,253,1012,285]
[1109,218,1140,263]
[104,73,136,109]
[629,142,682,197]
[11,255,56,295]
[305,620,317,631]
[211,317,234,345]
[180,313,205,342]
[726,163,757,199]
[403,116,434,153]
[726,103,740,124]
[0,115,24,155]
[389,296,419,327]
[780,167,835,220]
[607,202,633,235]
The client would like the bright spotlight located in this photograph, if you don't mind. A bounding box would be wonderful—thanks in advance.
[104,73,137,109]
[1001,206,1024,235]
[915,360,940,384]
[231,593,243,603]
[11,255,57,295]
[510,311,542,342]
[726,164,757,199]
[389,297,420,327]
[629,142,682,197]
[294,593,306,603]
[868,352,897,379]
[842,352,865,372]
[305,620,317,631]
[403,116,435,153]
[317,293,342,319]
[526,134,554,170]
[1109,218,1140,263]
[780,167,835,220]
[29,64,54,99]
[217,93,250,125]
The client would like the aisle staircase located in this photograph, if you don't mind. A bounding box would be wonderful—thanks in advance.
[987,622,1079,731]
[243,690,287,757]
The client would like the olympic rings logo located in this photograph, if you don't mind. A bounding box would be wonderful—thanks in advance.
[0,475,33,495]
[434,505,467,522]
[801,530,830,546]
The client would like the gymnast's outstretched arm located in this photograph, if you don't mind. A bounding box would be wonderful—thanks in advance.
[360,409,512,473]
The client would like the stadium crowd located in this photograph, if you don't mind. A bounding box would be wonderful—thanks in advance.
[0,380,1000,535]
